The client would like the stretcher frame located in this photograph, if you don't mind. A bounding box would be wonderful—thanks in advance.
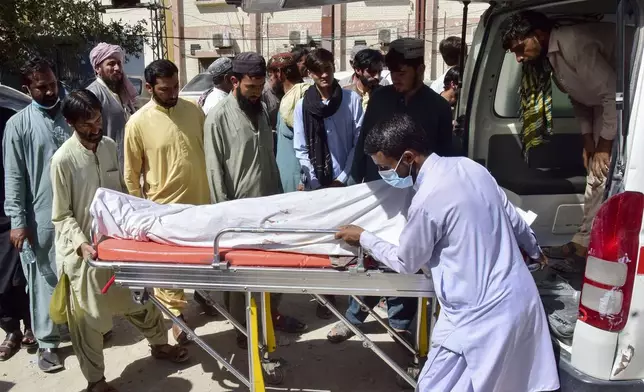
[89,227,437,391]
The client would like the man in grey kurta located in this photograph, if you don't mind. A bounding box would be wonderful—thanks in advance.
[86,43,138,170]
[3,58,70,372]
[204,52,306,346]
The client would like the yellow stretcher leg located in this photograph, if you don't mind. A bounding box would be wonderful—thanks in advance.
[263,293,276,353]
[249,297,266,392]
[418,298,429,357]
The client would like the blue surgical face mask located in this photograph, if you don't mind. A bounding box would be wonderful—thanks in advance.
[378,154,414,189]
[31,97,60,111]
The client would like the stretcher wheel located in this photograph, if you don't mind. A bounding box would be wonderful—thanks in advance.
[262,359,285,385]
[395,365,421,389]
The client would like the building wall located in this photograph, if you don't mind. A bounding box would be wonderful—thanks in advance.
[99,0,490,85]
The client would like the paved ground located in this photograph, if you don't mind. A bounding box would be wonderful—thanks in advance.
[0,292,417,392]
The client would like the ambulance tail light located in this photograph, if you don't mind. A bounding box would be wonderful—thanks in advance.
[578,191,644,332]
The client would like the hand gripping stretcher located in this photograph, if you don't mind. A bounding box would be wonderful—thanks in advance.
[88,227,437,391]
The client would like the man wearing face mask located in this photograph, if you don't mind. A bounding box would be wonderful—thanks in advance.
[124,59,212,344]
[336,113,559,392]
[204,52,307,347]
[343,48,385,112]
[3,57,70,372]
[52,90,189,392]
[86,42,138,171]
[350,38,455,186]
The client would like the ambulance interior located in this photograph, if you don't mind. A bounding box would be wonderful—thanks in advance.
[460,0,644,384]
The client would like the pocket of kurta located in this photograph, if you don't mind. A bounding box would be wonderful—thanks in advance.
[49,273,70,325]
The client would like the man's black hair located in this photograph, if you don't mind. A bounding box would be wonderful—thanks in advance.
[61,89,102,124]
[501,11,555,51]
[443,66,460,89]
[144,59,179,86]
[353,49,385,71]
[439,36,464,67]
[213,73,230,86]
[20,57,54,85]
[365,113,432,158]
[291,47,310,63]
[305,48,335,74]
[283,63,303,83]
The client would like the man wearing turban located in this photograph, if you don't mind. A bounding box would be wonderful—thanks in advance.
[87,42,138,171]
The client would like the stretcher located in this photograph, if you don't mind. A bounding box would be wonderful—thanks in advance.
[88,227,436,391]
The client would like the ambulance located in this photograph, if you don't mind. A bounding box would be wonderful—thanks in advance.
[231,0,643,389]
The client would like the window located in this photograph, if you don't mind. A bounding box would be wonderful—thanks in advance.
[494,52,574,118]
[181,73,214,93]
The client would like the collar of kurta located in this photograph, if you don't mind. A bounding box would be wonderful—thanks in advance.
[151,99,177,114]
[71,132,100,156]
[414,152,440,192]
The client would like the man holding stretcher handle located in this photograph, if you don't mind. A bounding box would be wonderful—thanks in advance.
[335,113,560,391]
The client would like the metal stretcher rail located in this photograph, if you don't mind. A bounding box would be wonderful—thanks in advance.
[89,227,437,391]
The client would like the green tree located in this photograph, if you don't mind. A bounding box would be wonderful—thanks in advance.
[0,0,147,87]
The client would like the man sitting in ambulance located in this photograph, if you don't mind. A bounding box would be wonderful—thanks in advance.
[501,11,618,274]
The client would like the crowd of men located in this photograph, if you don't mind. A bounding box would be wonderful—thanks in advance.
[0,9,618,392]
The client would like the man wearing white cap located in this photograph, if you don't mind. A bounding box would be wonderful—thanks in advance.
[199,57,233,115]
[87,43,138,171]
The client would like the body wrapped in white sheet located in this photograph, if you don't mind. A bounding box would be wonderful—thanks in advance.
[91,181,412,256]
[90,181,537,256]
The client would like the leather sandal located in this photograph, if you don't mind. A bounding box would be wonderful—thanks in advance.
[150,344,190,363]
[0,332,22,361]
[87,378,118,392]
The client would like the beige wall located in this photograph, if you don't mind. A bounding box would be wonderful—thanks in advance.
[100,0,490,84]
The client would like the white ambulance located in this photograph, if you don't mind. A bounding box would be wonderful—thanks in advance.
[234,0,643,389]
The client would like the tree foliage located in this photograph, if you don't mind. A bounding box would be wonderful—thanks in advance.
[0,0,148,84]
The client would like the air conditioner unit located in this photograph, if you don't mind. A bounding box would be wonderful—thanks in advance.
[212,33,224,48]
[221,31,232,47]
[377,28,398,44]
[289,30,308,45]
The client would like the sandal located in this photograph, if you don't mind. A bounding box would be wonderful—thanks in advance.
[22,329,38,349]
[150,344,190,363]
[326,322,356,344]
[87,378,118,392]
[543,242,584,259]
[0,332,22,362]
[273,314,308,333]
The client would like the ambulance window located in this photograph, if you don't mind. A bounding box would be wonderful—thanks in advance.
[494,52,574,118]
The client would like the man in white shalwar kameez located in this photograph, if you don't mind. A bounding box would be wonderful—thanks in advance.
[336,113,560,392]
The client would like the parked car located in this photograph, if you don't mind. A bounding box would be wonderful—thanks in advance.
[179,72,213,104]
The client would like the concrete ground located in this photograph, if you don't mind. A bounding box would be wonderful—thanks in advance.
[0,292,418,392]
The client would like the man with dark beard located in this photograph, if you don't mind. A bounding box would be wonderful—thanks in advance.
[52,89,188,392]
[86,43,138,171]
[124,59,212,344]
[342,48,384,112]
[204,52,307,347]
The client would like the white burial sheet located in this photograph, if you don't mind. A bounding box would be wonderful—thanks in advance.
[90,181,412,256]
[90,181,537,257]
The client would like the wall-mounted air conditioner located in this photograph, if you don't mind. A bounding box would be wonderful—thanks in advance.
[377,28,398,44]
[289,30,308,45]
[213,32,233,48]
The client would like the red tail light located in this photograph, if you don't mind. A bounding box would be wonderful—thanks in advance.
[578,191,644,331]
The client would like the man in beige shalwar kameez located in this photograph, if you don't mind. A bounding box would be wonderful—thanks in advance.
[51,90,188,392]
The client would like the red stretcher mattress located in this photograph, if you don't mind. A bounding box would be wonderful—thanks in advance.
[97,238,332,268]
